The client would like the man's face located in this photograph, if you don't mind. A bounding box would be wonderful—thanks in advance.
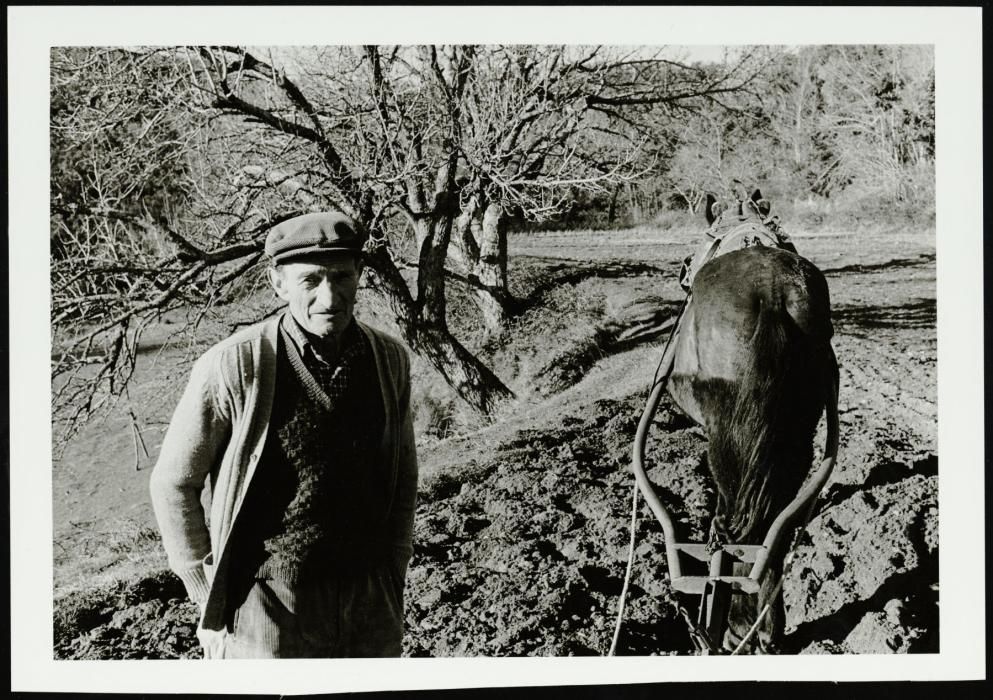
[269,254,361,340]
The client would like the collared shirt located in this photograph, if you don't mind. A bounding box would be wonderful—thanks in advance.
[280,312,367,402]
[281,312,357,368]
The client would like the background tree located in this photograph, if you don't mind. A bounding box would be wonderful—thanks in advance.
[807,45,935,202]
[53,45,934,446]
[664,45,934,210]
[51,44,767,444]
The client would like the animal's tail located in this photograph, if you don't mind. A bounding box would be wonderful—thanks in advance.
[710,299,826,543]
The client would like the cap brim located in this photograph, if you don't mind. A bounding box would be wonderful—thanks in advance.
[271,245,363,264]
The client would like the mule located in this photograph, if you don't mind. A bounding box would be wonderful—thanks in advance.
[665,189,839,652]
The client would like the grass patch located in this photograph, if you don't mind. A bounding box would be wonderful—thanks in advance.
[55,515,168,596]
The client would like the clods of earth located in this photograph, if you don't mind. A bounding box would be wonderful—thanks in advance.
[56,390,937,657]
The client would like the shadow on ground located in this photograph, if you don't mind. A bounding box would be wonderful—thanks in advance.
[821,253,935,277]
[832,299,936,334]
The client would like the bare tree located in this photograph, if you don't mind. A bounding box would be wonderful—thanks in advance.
[810,45,935,201]
[50,44,769,444]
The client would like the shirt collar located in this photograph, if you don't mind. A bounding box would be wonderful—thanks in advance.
[281,312,358,366]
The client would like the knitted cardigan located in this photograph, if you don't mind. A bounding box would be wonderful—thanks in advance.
[149,314,417,633]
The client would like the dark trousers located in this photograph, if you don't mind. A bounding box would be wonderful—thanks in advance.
[218,561,405,658]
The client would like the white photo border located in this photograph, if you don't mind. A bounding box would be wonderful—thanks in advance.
[9,4,984,693]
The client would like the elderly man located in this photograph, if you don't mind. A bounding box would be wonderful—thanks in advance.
[150,212,418,659]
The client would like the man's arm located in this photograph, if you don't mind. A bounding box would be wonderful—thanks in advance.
[388,351,418,578]
[149,352,231,604]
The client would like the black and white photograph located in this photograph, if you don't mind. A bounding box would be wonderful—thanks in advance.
[9,4,985,694]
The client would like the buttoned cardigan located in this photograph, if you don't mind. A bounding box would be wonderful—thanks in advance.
[149,314,417,633]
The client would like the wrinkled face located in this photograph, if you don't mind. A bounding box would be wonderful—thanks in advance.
[269,254,361,340]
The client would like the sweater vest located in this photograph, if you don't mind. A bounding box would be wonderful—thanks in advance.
[226,323,386,591]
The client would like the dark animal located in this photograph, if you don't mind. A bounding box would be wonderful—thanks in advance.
[666,189,839,652]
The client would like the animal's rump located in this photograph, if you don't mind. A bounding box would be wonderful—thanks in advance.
[667,245,835,539]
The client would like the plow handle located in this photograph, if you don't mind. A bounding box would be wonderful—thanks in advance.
[631,332,682,581]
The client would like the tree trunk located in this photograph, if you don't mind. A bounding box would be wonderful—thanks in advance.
[366,219,515,416]
[607,184,620,224]
[472,203,512,330]
[690,189,705,215]
[449,199,514,333]
[449,194,480,274]
[408,323,514,414]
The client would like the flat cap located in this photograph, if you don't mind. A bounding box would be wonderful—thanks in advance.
[265,211,367,264]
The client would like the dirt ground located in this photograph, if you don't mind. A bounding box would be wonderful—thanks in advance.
[52,222,937,658]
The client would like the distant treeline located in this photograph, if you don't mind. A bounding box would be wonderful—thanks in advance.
[532,45,935,231]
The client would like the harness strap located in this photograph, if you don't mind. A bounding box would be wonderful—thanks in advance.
[680,214,795,294]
